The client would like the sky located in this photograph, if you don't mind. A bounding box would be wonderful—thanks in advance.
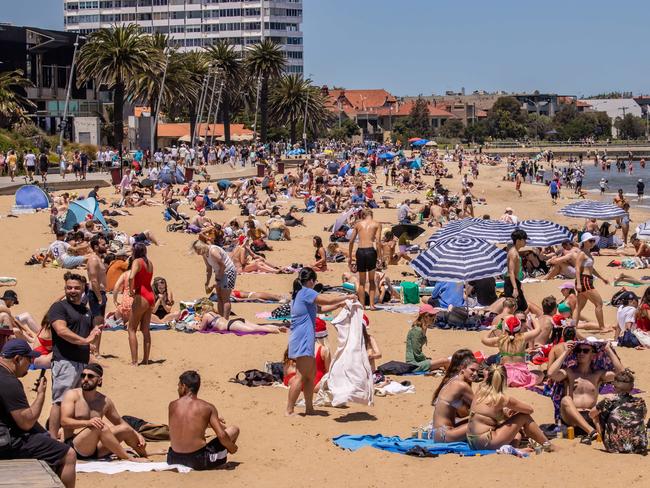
[4,0,649,97]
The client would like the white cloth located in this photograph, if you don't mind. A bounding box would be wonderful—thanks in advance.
[616,305,636,332]
[632,329,650,347]
[317,300,374,407]
[375,381,416,396]
[76,461,191,474]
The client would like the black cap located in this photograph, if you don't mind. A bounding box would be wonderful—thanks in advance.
[1,290,18,304]
[1,339,40,359]
[84,363,104,377]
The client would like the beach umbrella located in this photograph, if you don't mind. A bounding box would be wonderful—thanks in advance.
[518,220,572,247]
[559,201,626,220]
[427,219,515,246]
[411,237,507,282]
[426,218,483,246]
[378,152,396,160]
[408,137,424,143]
[391,224,426,240]
[635,221,650,241]
[411,139,428,147]
[425,140,438,147]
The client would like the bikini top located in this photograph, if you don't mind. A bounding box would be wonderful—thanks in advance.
[433,377,466,410]
[583,255,594,269]
[469,407,507,426]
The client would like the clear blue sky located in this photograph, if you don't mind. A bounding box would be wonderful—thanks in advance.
[5,0,648,97]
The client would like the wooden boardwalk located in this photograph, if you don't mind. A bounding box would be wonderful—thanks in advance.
[0,459,64,487]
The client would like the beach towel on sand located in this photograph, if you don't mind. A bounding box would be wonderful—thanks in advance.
[317,300,374,407]
[332,434,494,457]
[76,461,191,474]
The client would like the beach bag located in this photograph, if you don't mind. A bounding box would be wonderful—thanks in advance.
[122,415,170,441]
[231,369,275,387]
[377,361,417,376]
[598,394,648,454]
[271,303,291,319]
[618,329,641,348]
[448,307,469,326]
[400,281,420,304]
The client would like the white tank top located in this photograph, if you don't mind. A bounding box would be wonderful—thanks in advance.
[207,245,235,274]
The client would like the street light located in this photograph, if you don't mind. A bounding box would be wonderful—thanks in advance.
[58,34,86,154]
[151,51,170,155]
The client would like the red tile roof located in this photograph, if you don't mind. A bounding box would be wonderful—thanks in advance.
[328,89,397,111]
[157,123,253,138]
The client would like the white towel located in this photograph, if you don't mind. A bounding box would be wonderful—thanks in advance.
[375,381,416,396]
[317,300,374,407]
[76,461,192,474]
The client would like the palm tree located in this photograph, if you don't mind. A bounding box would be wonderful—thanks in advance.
[178,50,211,143]
[0,70,35,129]
[76,24,161,152]
[245,39,286,143]
[205,41,243,145]
[270,74,334,144]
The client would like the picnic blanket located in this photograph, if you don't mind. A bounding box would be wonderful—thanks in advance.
[332,434,494,457]
[76,461,191,474]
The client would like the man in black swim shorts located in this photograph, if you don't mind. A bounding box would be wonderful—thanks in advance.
[348,209,382,310]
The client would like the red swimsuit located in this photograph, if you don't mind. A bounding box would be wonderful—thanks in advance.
[134,258,154,307]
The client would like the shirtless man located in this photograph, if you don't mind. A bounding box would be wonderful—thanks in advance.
[60,363,148,461]
[379,231,398,267]
[548,341,624,442]
[504,229,528,312]
[167,370,239,470]
[534,296,557,346]
[543,241,579,280]
[189,209,212,230]
[87,236,108,356]
[348,210,382,310]
[428,198,445,227]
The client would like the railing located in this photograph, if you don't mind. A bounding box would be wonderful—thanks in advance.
[484,140,650,148]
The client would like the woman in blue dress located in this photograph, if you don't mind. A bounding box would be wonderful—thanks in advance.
[286,267,350,416]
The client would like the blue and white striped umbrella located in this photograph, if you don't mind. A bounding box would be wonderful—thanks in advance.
[559,201,626,220]
[518,220,573,247]
[427,218,515,246]
[635,221,650,241]
[412,237,508,282]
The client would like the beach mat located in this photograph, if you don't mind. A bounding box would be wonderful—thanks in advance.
[332,434,494,457]
[76,460,191,474]
[103,323,168,332]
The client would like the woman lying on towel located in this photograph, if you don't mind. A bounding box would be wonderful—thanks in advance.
[229,289,290,303]
[481,315,544,388]
[430,349,479,442]
[199,304,287,334]
[466,365,553,451]
[230,240,285,274]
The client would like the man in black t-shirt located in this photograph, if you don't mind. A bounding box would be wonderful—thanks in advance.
[0,339,76,487]
[47,273,101,440]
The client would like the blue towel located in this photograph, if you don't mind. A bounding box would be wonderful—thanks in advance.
[332,434,494,457]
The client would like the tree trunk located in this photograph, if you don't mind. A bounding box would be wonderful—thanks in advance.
[260,75,269,143]
[113,81,125,154]
[223,93,231,145]
[290,118,297,145]
[149,95,158,153]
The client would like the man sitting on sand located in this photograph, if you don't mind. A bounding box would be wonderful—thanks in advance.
[60,363,149,461]
[167,370,239,470]
[547,341,624,443]
[43,230,88,269]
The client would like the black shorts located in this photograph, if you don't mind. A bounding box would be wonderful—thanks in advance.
[562,410,595,436]
[503,279,528,312]
[5,430,70,469]
[64,434,98,461]
[315,176,324,185]
[88,290,107,320]
[133,232,147,243]
[167,438,227,470]
[355,247,377,273]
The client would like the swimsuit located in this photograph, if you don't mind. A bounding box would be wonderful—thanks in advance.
[466,409,507,450]
[355,247,377,272]
[167,438,227,470]
[133,258,155,307]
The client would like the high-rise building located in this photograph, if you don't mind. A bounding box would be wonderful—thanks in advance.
[62,0,303,73]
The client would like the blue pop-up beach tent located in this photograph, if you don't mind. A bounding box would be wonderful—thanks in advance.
[15,185,50,209]
[62,197,108,232]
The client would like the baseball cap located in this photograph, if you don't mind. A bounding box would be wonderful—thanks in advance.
[84,363,104,377]
[419,304,437,315]
[1,339,41,359]
[1,290,19,304]
[620,291,639,303]
[579,232,596,244]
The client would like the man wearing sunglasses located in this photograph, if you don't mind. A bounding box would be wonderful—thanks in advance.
[548,340,624,444]
[60,363,148,462]
[0,339,77,488]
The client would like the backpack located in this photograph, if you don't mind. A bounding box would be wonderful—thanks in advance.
[231,369,275,387]
[271,303,291,319]
[400,281,420,304]
[611,289,628,307]
[597,394,648,454]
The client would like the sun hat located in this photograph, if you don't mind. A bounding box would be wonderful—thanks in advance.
[579,232,596,244]
[559,282,575,291]
[504,315,522,335]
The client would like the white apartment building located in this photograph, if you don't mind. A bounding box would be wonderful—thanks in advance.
[62,0,303,73]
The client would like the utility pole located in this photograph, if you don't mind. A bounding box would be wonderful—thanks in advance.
[151,52,169,156]
[59,35,82,154]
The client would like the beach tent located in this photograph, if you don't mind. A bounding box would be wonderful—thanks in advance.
[158,165,185,185]
[15,185,50,209]
[62,197,108,232]
[409,158,422,170]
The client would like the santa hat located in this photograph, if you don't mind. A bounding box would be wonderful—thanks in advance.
[315,317,328,338]
[505,315,522,335]
[362,314,370,328]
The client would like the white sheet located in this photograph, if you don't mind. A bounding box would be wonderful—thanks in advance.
[317,300,374,407]
[375,381,416,396]
[76,461,192,474]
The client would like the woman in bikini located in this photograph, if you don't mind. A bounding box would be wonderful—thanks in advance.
[152,277,178,323]
[481,315,543,388]
[311,236,327,272]
[574,233,610,332]
[230,240,283,273]
[31,315,53,369]
[199,307,287,334]
[466,364,552,451]
[128,243,154,366]
[430,349,479,442]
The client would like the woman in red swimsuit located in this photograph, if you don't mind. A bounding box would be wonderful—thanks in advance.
[128,243,154,366]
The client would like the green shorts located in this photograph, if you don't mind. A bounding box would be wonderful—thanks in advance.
[411,360,431,372]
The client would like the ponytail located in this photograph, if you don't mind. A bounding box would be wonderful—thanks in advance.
[292,278,303,300]
[291,267,318,300]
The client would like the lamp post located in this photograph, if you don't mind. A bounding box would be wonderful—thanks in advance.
[151,51,170,156]
[59,35,85,154]
[192,70,211,148]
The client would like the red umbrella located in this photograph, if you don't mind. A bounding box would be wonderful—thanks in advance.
[408,137,424,143]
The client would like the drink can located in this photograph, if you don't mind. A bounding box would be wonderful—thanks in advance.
[567,426,575,440]
[421,427,430,439]
[411,427,419,439]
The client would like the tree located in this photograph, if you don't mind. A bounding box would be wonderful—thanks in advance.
[464,119,489,143]
[245,40,286,143]
[486,96,527,139]
[206,41,244,144]
[526,113,554,140]
[438,119,464,139]
[0,70,35,129]
[328,118,360,140]
[270,74,333,144]
[177,51,211,142]
[77,24,161,152]
[615,114,646,140]
[407,96,431,136]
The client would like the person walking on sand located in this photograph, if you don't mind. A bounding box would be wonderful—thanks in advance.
[348,209,382,310]
[128,243,154,366]
[504,230,528,312]
[86,236,108,357]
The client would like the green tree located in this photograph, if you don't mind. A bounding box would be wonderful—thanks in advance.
[526,113,554,139]
[615,114,646,140]
[0,70,35,129]
[77,24,161,151]
[177,51,211,142]
[407,96,431,136]
[464,119,489,143]
[487,96,527,139]
[328,118,360,140]
[206,41,244,144]
[245,39,286,143]
[438,119,464,139]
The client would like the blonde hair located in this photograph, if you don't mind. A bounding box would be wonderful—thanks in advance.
[497,330,526,356]
[474,365,507,405]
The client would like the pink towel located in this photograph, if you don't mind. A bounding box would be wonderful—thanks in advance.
[504,362,538,388]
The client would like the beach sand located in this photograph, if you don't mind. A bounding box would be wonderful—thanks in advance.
[2,162,650,488]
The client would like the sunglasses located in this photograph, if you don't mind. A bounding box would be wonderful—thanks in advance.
[575,348,593,354]
[80,373,99,379]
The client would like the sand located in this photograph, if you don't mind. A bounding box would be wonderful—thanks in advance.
[3,162,650,488]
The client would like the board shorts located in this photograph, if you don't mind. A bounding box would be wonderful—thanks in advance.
[8,429,71,469]
[355,247,377,273]
[88,290,107,321]
[503,279,528,312]
[577,275,595,292]
[218,268,237,290]
[59,255,86,269]
[52,359,85,404]
[167,438,227,470]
